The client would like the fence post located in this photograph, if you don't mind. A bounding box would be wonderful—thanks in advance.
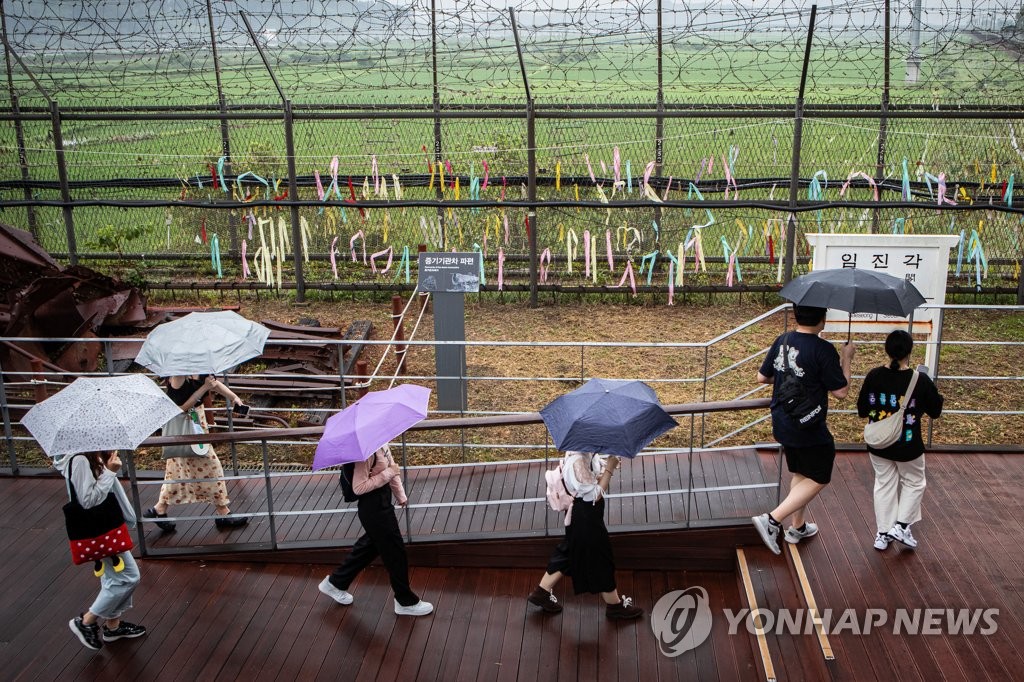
[123,449,147,556]
[509,8,538,308]
[783,5,817,284]
[431,0,445,250]
[0,5,36,237]
[872,0,891,234]
[205,0,240,256]
[355,360,369,398]
[49,100,78,266]
[283,99,305,302]
[0,357,19,475]
[260,439,278,550]
[654,0,665,261]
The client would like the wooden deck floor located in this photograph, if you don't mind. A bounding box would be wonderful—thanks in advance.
[3,451,1023,680]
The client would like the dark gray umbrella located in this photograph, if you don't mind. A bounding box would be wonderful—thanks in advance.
[779,268,926,339]
[780,268,926,316]
[539,378,678,458]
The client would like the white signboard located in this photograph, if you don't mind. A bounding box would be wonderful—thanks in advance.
[805,233,960,374]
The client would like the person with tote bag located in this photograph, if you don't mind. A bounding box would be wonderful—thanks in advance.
[55,451,146,651]
[857,330,944,551]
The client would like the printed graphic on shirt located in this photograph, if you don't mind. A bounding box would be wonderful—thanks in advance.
[773,345,805,377]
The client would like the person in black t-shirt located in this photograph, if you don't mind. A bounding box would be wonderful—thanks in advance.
[857,330,943,551]
[752,305,855,555]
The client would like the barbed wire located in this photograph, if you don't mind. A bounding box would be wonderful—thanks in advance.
[3,0,1024,108]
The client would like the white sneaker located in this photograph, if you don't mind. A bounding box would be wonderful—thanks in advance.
[751,514,782,555]
[873,532,892,550]
[887,524,918,549]
[394,599,433,617]
[784,522,819,544]
[318,577,353,605]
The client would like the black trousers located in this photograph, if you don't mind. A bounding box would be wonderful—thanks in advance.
[328,486,419,606]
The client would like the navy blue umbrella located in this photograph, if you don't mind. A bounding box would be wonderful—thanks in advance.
[540,378,678,458]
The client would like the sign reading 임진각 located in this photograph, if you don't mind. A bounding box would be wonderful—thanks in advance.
[804,233,961,375]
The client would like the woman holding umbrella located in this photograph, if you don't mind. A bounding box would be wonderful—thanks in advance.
[857,330,943,550]
[317,444,433,617]
[528,451,643,620]
[144,375,248,531]
[57,451,147,651]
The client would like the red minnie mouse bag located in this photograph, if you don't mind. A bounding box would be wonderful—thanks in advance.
[63,457,134,565]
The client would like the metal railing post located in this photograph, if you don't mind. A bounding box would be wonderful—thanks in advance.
[260,439,278,549]
[0,357,19,474]
[401,433,412,542]
[123,449,147,557]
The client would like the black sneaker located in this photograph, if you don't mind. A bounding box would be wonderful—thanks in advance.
[143,507,176,533]
[102,621,147,642]
[527,586,563,613]
[605,596,644,621]
[214,515,249,529]
[69,615,102,651]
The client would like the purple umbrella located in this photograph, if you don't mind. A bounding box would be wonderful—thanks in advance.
[312,384,431,471]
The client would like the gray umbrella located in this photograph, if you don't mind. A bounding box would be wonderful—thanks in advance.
[780,268,925,316]
[135,311,270,377]
[779,268,926,339]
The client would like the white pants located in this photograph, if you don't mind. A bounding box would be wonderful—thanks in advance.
[870,454,926,533]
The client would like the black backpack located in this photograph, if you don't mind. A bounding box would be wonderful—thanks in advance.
[338,453,376,502]
[774,334,827,430]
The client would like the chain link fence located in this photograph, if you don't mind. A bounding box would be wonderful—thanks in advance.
[1,1,1022,300]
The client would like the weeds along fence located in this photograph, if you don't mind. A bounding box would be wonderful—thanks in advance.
[1,1,1024,302]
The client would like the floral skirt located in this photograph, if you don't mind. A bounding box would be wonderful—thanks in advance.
[158,407,229,507]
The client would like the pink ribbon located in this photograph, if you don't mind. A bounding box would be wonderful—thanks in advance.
[600,160,607,175]
[539,248,552,282]
[370,246,393,274]
[330,236,339,279]
[503,213,510,244]
[371,155,380,195]
[662,176,673,201]
[350,230,366,264]
[482,160,490,190]
[613,147,621,184]
[241,239,250,279]
[839,171,879,201]
[606,230,614,272]
[643,161,655,189]
[497,248,505,290]
[615,260,637,296]
[326,156,341,199]
[707,157,714,175]
[445,160,454,189]
[314,170,325,201]
[723,155,738,199]
[585,154,597,184]
[726,252,736,287]
[937,172,956,206]
[501,177,507,201]
[246,211,256,240]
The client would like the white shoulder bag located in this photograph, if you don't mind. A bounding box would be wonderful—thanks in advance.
[863,370,919,449]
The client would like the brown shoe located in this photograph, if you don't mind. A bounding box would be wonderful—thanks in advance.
[606,596,643,620]
[527,586,562,613]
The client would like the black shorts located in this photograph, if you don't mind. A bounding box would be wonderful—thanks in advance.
[783,441,836,485]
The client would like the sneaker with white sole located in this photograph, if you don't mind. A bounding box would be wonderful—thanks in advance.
[784,522,819,544]
[69,616,102,651]
[887,524,918,549]
[101,621,147,642]
[873,532,892,550]
[751,514,782,555]
[318,577,353,605]
[394,599,433,617]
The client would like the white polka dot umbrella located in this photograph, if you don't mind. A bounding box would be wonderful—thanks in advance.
[22,374,183,456]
